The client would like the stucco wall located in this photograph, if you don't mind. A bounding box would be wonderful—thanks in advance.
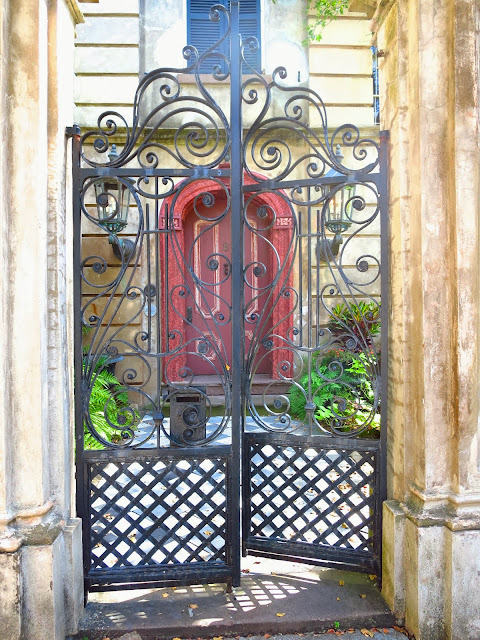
[375,0,480,637]
[75,0,377,128]
[0,1,84,638]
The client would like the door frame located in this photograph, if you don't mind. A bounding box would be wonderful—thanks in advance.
[158,170,294,383]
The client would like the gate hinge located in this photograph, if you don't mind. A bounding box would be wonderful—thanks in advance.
[66,125,81,138]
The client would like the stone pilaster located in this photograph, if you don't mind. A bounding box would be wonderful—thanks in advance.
[375,0,480,638]
[0,0,84,637]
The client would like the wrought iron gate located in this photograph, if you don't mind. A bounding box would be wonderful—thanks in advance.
[72,1,388,596]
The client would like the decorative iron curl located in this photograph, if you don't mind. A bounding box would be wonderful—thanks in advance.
[79,4,231,168]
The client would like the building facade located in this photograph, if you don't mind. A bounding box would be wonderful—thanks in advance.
[0,0,479,638]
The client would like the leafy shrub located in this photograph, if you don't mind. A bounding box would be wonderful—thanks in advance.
[83,354,137,450]
[289,348,380,437]
[328,301,380,349]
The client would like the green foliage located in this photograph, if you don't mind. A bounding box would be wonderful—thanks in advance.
[270,0,349,43]
[83,355,136,450]
[328,300,381,348]
[289,348,380,436]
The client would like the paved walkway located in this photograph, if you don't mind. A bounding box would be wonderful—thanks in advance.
[72,557,403,640]
[100,632,409,640]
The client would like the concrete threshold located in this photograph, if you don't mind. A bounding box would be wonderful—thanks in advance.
[72,557,397,640]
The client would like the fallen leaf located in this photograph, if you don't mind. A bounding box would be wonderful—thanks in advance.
[189,604,198,609]
[171,587,176,590]
[172,637,182,640]
[213,637,223,640]
[393,628,408,635]
[264,635,271,639]
[339,580,345,586]
[327,631,335,635]
[242,568,250,573]
[383,630,390,634]
[276,612,286,617]
[162,593,169,598]
[336,597,341,601]
[369,574,376,581]
[359,593,367,598]
[361,630,374,638]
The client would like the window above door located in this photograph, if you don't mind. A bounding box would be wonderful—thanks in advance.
[187,0,262,74]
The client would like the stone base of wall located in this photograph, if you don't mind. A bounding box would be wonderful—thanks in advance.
[0,518,83,640]
[383,500,480,640]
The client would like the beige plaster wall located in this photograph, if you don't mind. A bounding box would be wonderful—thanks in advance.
[376,0,480,637]
[74,0,378,129]
[0,0,83,637]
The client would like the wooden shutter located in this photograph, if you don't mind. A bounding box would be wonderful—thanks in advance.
[238,0,261,73]
[188,0,261,74]
[187,0,226,74]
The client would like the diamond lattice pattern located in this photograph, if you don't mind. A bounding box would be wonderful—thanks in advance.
[89,458,227,570]
[249,443,376,552]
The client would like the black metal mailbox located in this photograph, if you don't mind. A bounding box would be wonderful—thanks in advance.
[169,386,206,445]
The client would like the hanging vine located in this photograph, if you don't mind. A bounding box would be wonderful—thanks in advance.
[270,0,350,42]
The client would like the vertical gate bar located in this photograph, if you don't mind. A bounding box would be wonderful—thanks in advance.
[378,129,390,581]
[241,434,248,557]
[146,202,153,352]
[70,125,91,598]
[165,204,170,358]
[307,195,312,351]
[229,0,242,588]
[316,202,320,337]
[155,184,162,395]
[298,207,303,345]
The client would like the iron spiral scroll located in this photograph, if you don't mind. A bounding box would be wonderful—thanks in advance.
[76,1,384,450]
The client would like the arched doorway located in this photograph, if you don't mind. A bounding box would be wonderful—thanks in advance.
[159,170,294,386]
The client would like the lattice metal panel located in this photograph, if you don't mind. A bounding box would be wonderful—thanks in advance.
[88,457,227,571]
[247,441,377,553]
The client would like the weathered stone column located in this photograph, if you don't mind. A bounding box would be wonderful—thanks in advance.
[0,0,84,637]
[374,0,480,638]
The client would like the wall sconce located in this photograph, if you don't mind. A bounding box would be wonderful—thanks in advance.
[94,145,135,262]
[317,144,355,263]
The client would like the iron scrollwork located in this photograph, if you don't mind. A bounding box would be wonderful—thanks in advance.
[239,37,382,438]
[76,2,384,449]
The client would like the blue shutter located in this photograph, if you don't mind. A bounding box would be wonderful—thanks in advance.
[188,0,261,74]
[229,0,261,73]
[187,0,227,74]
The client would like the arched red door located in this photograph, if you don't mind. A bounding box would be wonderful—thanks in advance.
[183,192,272,375]
[159,172,294,384]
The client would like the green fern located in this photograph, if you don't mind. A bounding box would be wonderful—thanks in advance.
[289,348,380,436]
[82,356,137,450]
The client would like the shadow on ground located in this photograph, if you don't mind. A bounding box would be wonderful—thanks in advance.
[73,557,397,640]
